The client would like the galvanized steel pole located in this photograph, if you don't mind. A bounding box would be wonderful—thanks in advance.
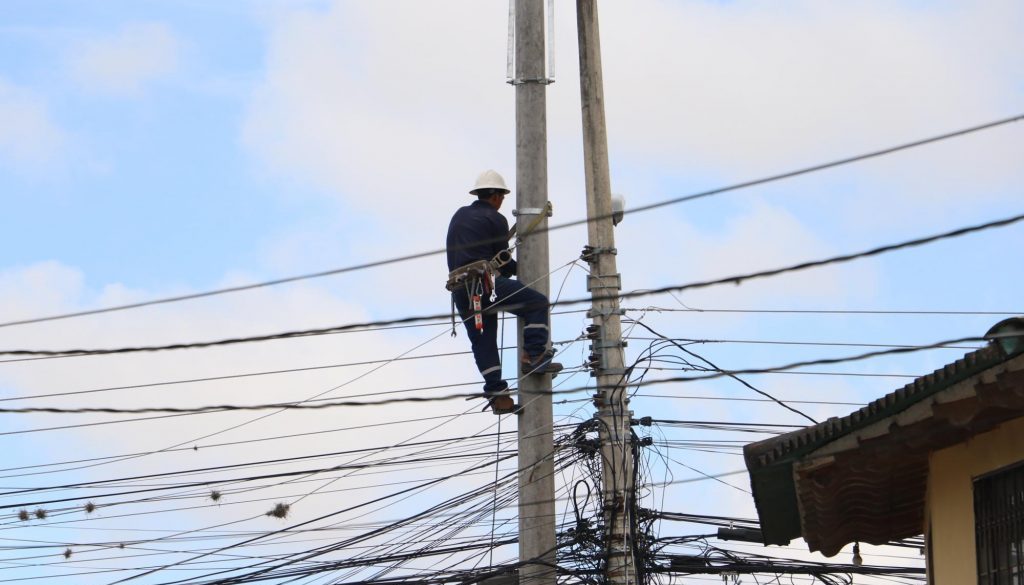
[514,2,556,585]
[576,2,637,585]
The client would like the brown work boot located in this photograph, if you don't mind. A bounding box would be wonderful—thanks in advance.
[520,350,563,376]
[486,393,516,414]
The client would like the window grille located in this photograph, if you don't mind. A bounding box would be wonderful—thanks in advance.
[975,463,1024,584]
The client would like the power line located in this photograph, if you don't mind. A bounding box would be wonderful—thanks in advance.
[2,211,1020,358]
[108,452,531,585]
[623,334,996,392]
[0,310,591,366]
[0,334,994,415]
[0,336,963,406]
[0,408,491,438]
[630,307,1022,316]
[615,211,1023,311]
[0,432,552,561]
[0,337,588,404]
[651,419,804,429]
[64,269,582,482]
[0,432,520,499]
[1,113,1019,331]
[144,445,578,585]
[634,394,865,406]
[0,413,559,477]
[640,367,919,379]
[622,336,983,351]
[0,357,471,404]
[0,441,545,575]
[0,453,517,511]
[88,383,587,583]
[627,320,817,423]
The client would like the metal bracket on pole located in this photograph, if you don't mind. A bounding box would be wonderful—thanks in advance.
[581,245,617,263]
[587,307,625,318]
[586,273,621,292]
[588,364,628,378]
[508,78,555,85]
[506,0,557,86]
[512,205,553,217]
[513,202,554,245]
[591,388,630,407]
[587,340,627,375]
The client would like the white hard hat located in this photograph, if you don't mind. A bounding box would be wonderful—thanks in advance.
[470,169,510,195]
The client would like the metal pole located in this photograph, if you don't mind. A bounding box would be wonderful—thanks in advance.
[576,2,636,585]
[514,2,556,585]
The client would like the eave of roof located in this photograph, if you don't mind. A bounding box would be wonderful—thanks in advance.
[743,336,1024,555]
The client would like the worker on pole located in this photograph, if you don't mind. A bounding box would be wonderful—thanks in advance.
[446,170,562,410]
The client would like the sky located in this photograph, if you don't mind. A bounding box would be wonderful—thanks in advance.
[0,0,1021,583]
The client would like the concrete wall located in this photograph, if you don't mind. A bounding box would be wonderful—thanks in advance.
[926,417,1024,584]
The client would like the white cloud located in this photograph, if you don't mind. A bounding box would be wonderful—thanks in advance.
[243,2,515,223]
[0,261,83,319]
[0,261,504,535]
[243,0,1022,278]
[615,201,879,309]
[595,0,1023,198]
[70,22,182,96]
[0,78,66,169]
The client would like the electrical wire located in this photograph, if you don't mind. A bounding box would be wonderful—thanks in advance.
[90,381,580,583]
[1,113,1019,330]
[622,336,983,351]
[3,210,1020,358]
[629,307,1021,316]
[626,320,818,424]
[0,331,1002,415]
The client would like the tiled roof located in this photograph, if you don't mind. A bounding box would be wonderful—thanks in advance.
[743,321,1024,555]
[746,343,1003,471]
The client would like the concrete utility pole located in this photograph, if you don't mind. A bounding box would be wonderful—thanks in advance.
[513,2,556,585]
[576,2,637,585]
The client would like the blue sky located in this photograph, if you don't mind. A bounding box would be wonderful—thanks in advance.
[0,1,1021,583]
[0,0,297,288]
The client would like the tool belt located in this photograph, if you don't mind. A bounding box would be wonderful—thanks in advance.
[444,250,513,292]
[445,251,514,336]
[445,259,494,293]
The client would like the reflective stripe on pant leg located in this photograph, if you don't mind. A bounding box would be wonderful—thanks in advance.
[523,323,549,355]
[454,289,502,383]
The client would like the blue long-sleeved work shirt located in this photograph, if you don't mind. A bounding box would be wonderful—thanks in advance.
[446,200,517,276]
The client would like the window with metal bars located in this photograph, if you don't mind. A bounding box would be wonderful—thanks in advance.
[975,462,1024,584]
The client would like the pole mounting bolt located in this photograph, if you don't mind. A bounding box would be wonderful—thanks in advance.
[580,245,617,263]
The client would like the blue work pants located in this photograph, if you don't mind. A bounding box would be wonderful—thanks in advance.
[453,276,551,393]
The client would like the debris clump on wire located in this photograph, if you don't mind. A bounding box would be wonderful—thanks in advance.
[34,508,47,520]
[210,490,222,502]
[63,548,72,560]
[17,510,29,522]
[84,501,96,514]
[266,502,290,519]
